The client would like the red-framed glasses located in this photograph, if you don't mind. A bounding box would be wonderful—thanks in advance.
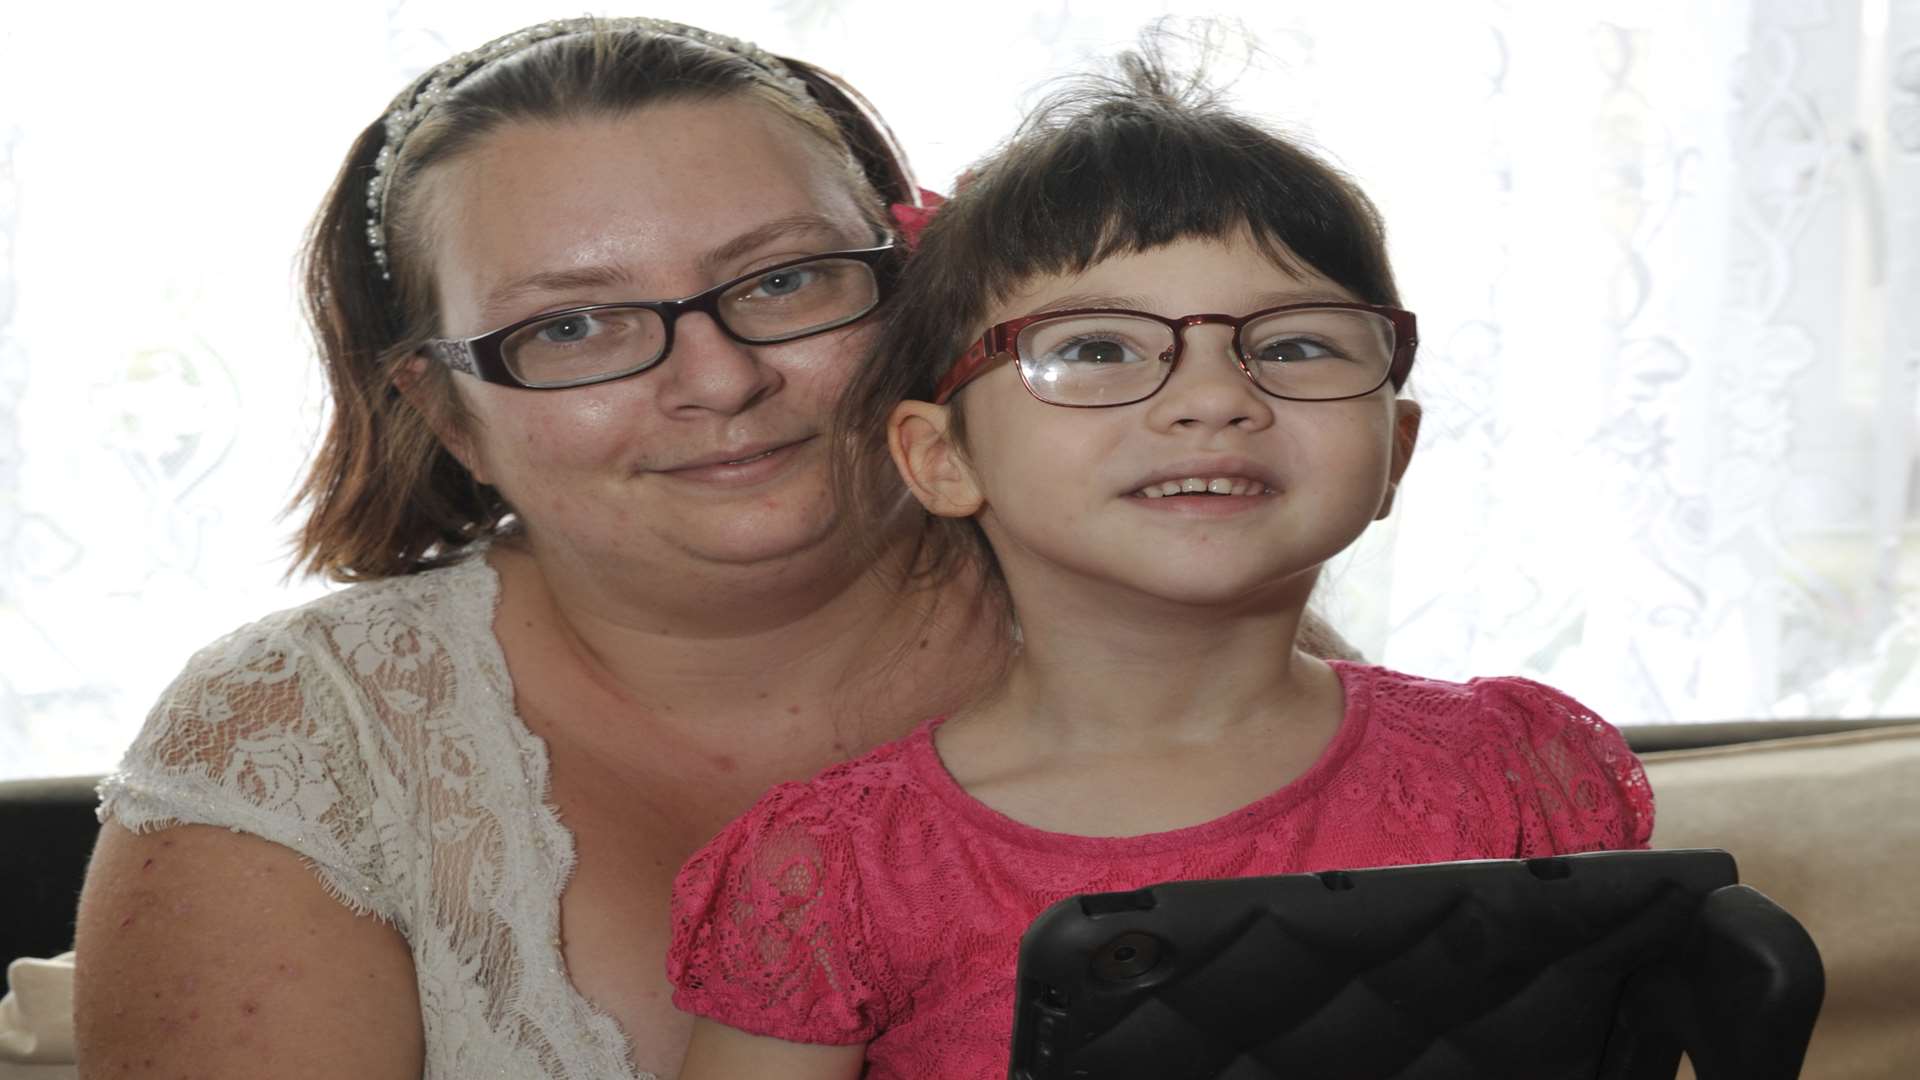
[931,302,1418,408]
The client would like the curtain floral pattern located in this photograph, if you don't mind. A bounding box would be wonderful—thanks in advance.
[0,0,1913,779]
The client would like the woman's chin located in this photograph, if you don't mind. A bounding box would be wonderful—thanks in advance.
[667,504,851,570]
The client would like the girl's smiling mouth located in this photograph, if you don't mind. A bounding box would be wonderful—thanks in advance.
[1131,476,1275,498]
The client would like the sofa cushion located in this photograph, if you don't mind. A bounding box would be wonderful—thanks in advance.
[1643,724,1920,1079]
[0,779,98,965]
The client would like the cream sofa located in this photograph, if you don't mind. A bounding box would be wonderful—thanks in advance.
[4,721,1916,1078]
[1640,722,1920,1078]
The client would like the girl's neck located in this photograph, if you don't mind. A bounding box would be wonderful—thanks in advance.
[933,586,1351,839]
[978,575,1326,747]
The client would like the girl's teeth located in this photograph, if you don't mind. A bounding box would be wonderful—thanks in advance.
[1135,477,1269,498]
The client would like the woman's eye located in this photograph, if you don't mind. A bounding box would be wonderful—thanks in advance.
[534,314,599,345]
[1250,336,1339,364]
[746,267,818,299]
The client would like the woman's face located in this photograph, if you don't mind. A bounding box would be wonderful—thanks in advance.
[425,98,882,576]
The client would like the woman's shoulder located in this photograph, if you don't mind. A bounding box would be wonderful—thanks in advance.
[248,550,497,645]
[158,553,499,697]
[139,549,502,754]
[98,554,511,918]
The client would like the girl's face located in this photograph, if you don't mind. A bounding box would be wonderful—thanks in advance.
[425,98,882,575]
[902,233,1419,611]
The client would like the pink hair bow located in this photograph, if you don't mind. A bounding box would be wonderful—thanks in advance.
[888,187,948,251]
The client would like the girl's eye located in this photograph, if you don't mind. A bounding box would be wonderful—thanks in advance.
[1047,336,1147,365]
[1249,336,1340,364]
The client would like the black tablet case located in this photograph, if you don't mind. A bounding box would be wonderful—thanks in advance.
[1008,850,1822,1080]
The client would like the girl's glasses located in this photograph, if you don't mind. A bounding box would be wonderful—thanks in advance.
[423,245,899,390]
[932,303,1418,407]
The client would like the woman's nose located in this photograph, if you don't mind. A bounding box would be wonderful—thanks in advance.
[1143,326,1275,432]
[653,312,783,415]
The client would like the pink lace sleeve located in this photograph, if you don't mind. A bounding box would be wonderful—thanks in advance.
[667,782,896,1045]
[1473,677,1656,854]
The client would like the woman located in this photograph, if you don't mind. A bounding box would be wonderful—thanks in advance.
[70,17,1355,1080]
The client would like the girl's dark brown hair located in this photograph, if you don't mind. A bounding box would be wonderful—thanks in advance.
[292,21,916,581]
[834,41,1402,592]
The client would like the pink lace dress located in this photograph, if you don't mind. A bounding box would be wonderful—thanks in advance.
[667,663,1654,1080]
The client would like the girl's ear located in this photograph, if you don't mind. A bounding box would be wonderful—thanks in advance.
[887,400,984,518]
[1375,398,1422,520]
[395,354,490,484]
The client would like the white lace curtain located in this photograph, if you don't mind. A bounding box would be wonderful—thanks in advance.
[1,0,1914,779]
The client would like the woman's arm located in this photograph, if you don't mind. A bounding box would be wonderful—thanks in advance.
[73,822,425,1079]
[678,1018,864,1080]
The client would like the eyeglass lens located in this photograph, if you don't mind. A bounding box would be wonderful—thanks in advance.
[500,256,881,387]
[1014,308,1398,406]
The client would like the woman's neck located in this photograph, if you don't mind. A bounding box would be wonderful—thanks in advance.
[494,529,1007,730]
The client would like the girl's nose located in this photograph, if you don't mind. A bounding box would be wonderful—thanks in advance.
[653,313,783,416]
[1143,326,1275,432]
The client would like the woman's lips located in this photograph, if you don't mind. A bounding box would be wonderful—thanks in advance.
[660,437,813,484]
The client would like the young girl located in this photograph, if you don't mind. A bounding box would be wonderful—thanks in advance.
[665,51,1654,1080]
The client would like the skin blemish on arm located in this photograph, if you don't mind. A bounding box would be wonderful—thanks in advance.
[240,1001,259,1017]
[787,705,802,716]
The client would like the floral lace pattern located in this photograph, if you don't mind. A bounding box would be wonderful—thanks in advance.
[97,555,648,1080]
[669,664,1655,1080]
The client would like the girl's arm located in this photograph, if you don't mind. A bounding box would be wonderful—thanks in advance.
[678,1017,865,1080]
[73,823,426,1079]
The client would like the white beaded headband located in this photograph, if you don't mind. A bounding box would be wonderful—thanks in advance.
[364,16,815,279]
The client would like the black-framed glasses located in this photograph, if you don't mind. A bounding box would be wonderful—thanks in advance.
[423,244,900,390]
[932,303,1418,407]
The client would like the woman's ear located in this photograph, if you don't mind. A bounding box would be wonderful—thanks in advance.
[1375,397,1421,520]
[887,400,983,518]
[394,354,489,484]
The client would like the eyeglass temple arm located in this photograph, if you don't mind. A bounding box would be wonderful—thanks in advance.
[932,334,1009,404]
[423,340,478,377]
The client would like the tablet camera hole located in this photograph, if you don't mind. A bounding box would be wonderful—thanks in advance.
[1092,931,1164,981]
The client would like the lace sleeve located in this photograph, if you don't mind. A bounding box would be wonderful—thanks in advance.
[96,614,401,927]
[667,782,896,1046]
[1472,677,1656,856]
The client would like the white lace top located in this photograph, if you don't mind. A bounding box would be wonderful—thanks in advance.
[97,554,650,1080]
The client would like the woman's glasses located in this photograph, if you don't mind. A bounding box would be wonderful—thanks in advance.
[933,303,1418,407]
[424,245,899,390]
